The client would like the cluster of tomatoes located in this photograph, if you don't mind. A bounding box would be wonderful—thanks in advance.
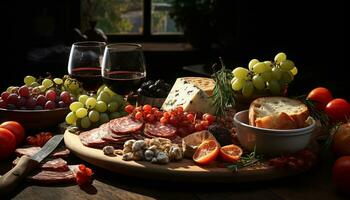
[75,164,93,186]
[0,121,25,160]
[268,149,317,170]
[307,87,350,193]
[125,104,216,137]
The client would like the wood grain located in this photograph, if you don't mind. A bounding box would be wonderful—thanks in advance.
[64,130,309,183]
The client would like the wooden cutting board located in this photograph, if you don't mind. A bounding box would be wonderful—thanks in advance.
[64,130,309,182]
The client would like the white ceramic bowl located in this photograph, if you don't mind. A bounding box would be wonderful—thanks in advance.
[233,110,316,157]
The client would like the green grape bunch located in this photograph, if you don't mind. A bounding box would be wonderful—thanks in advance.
[65,85,128,130]
[231,52,298,98]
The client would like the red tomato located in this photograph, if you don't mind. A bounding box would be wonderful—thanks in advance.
[0,127,16,160]
[332,123,350,156]
[0,121,25,146]
[332,156,350,193]
[325,98,350,123]
[307,87,333,110]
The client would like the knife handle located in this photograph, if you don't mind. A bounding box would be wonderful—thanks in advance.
[0,155,39,196]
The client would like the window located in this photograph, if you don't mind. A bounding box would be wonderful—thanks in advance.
[81,0,183,40]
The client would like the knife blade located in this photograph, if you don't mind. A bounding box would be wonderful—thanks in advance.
[0,134,64,196]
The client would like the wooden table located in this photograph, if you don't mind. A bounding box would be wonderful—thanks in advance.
[1,152,348,200]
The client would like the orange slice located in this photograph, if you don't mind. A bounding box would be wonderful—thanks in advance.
[193,139,220,165]
[219,144,243,163]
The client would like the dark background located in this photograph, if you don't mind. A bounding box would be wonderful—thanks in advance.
[0,0,346,98]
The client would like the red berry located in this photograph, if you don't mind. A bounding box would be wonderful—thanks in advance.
[151,107,159,113]
[176,107,184,114]
[79,164,86,171]
[186,113,195,122]
[163,112,170,119]
[195,123,203,131]
[135,106,142,112]
[143,104,152,113]
[169,116,178,126]
[154,110,163,118]
[200,120,210,129]
[160,116,169,124]
[135,111,143,120]
[146,114,155,122]
[204,114,215,124]
[124,105,134,113]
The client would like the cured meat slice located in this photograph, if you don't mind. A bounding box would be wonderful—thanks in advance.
[144,122,177,138]
[79,126,110,148]
[102,135,134,143]
[15,146,70,158]
[13,158,69,172]
[109,116,143,134]
[28,170,75,184]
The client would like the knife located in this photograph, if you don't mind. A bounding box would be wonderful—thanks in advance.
[0,134,64,196]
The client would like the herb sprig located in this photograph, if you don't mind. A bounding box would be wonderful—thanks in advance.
[226,147,262,172]
[210,57,235,116]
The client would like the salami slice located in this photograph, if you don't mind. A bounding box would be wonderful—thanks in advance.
[144,122,177,138]
[13,158,69,172]
[109,116,143,134]
[28,169,75,184]
[79,126,110,148]
[15,146,70,158]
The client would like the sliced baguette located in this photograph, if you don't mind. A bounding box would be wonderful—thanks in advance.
[248,97,309,129]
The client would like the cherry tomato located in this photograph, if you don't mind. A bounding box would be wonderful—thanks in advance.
[124,105,134,114]
[332,123,350,156]
[325,98,350,123]
[160,116,169,124]
[193,140,220,165]
[135,112,143,120]
[176,107,184,114]
[203,114,215,124]
[146,114,155,122]
[186,113,195,122]
[0,127,16,160]
[163,112,170,119]
[0,121,25,147]
[307,87,333,110]
[332,156,350,193]
[143,104,152,113]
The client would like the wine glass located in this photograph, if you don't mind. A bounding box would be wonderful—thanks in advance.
[68,41,106,94]
[101,43,147,100]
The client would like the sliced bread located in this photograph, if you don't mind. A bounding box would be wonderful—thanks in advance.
[248,97,309,129]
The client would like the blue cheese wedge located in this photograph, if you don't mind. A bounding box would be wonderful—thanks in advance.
[161,78,215,114]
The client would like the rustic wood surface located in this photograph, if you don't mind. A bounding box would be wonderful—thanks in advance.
[64,130,309,183]
[0,151,348,200]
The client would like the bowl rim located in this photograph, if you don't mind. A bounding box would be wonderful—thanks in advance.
[233,110,316,136]
[0,107,69,113]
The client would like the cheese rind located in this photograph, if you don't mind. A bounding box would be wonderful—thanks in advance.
[161,78,215,114]
[182,77,215,96]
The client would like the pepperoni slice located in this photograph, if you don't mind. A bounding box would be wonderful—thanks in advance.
[144,122,177,138]
[109,116,144,134]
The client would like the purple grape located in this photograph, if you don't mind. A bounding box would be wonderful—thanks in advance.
[7,93,18,105]
[16,96,26,108]
[18,86,30,97]
[0,99,7,108]
[36,95,46,106]
[26,97,37,109]
[1,91,10,100]
[58,101,66,108]
[60,91,71,105]
[45,100,56,109]
[45,90,57,101]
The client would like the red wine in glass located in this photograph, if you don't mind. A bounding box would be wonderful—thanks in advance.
[70,67,103,92]
[103,71,146,95]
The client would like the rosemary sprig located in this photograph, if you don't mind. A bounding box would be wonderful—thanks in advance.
[296,95,330,127]
[226,147,262,172]
[210,57,236,116]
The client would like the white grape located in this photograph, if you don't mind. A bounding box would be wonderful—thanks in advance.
[231,78,245,91]
[232,67,249,79]
[267,80,281,95]
[290,67,298,75]
[248,59,259,71]
[95,101,107,112]
[271,67,282,80]
[252,75,265,90]
[280,60,295,71]
[76,108,88,118]
[252,62,268,74]
[65,112,77,125]
[242,80,254,98]
[80,117,91,129]
[85,97,97,109]
[261,71,273,81]
[274,52,287,63]
[88,110,100,122]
